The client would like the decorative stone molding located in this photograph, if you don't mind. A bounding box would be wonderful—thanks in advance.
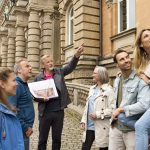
[11,5,29,27]
[110,28,136,52]
[50,5,63,21]
[26,2,53,13]
[16,0,28,7]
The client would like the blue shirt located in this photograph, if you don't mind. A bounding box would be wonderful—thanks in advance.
[87,87,100,130]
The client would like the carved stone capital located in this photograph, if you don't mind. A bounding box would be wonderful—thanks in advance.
[50,5,63,21]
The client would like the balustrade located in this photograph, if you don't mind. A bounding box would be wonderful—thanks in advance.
[66,82,90,107]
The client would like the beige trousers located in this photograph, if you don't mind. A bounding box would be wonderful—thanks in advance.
[109,127,135,150]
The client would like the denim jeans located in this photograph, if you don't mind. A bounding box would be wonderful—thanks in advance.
[23,134,29,150]
[117,113,143,129]
[135,108,150,150]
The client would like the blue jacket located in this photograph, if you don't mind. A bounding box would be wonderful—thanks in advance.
[114,70,150,117]
[8,76,35,134]
[0,103,24,150]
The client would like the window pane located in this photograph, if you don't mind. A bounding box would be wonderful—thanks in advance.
[70,19,73,44]
[118,0,135,33]
[119,0,127,32]
[127,0,135,29]
[68,7,74,45]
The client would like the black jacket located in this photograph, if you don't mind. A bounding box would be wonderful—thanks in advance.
[34,56,79,116]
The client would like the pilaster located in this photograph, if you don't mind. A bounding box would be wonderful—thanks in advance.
[11,1,28,62]
[40,11,52,57]
[26,0,57,72]
[0,29,8,67]
[4,19,16,68]
[50,5,62,67]
[27,9,40,72]
[15,26,26,62]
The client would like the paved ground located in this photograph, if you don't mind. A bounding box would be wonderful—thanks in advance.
[30,103,98,150]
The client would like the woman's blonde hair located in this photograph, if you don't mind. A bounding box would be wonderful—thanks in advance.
[134,29,150,73]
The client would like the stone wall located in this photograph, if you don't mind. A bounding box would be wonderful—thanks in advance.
[59,0,100,85]
[0,0,150,86]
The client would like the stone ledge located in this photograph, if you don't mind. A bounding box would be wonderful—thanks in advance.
[65,103,84,122]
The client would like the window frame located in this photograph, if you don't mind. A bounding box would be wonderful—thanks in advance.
[118,0,135,33]
[66,5,74,46]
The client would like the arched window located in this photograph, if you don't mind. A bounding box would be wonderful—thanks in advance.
[67,7,74,45]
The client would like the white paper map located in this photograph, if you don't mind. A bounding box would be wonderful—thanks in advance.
[28,79,58,99]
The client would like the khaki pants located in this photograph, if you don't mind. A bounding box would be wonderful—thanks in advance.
[109,127,135,150]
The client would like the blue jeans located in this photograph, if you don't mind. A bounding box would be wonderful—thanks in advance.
[118,113,143,129]
[23,134,29,150]
[135,108,150,150]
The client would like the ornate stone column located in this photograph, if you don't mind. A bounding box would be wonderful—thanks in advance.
[28,9,40,73]
[50,5,62,67]
[7,33,16,68]
[6,20,16,68]
[11,0,28,62]
[0,31,8,67]
[15,26,26,62]
[40,11,52,56]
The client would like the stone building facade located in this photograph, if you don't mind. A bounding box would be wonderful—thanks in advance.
[0,0,100,85]
[0,0,150,87]
[99,0,150,79]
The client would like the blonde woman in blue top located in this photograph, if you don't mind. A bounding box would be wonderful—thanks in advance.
[0,67,24,150]
[134,29,150,150]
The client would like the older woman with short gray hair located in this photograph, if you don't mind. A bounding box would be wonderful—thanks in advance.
[80,66,115,150]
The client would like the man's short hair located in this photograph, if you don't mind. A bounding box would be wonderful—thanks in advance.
[113,49,129,63]
[14,58,27,75]
[40,55,52,69]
